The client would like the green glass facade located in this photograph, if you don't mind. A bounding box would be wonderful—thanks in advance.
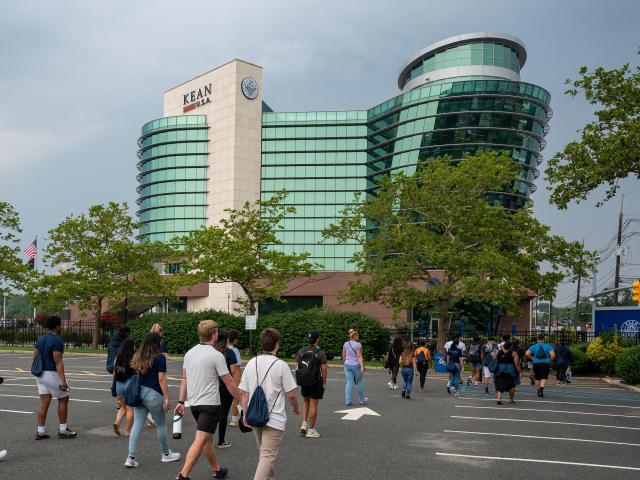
[137,115,209,243]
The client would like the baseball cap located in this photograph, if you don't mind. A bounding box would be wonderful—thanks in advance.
[308,331,319,342]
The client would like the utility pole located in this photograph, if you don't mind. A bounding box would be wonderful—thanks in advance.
[614,195,624,305]
[574,238,585,325]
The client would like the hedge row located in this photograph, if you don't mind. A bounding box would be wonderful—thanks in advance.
[127,308,388,359]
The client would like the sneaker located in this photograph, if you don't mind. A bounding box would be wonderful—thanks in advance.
[161,450,181,463]
[217,441,231,449]
[446,385,451,395]
[35,432,50,440]
[406,395,411,400]
[229,419,239,427]
[300,422,308,435]
[57,428,77,439]
[393,384,399,390]
[537,388,543,398]
[305,428,320,438]
[530,377,535,385]
[387,381,394,389]
[359,397,368,406]
[0,449,7,461]
[176,474,190,480]
[124,456,139,468]
[473,381,478,386]
[345,400,353,407]
[401,391,406,398]
[212,467,229,479]
[484,387,489,395]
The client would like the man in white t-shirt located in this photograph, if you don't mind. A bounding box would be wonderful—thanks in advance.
[239,328,299,480]
[444,334,466,391]
[174,320,241,480]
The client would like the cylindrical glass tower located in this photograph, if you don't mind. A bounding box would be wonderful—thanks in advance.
[136,115,209,243]
[367,32,551,209]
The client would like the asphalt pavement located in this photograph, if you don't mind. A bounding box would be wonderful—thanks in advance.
[1,352,639,479]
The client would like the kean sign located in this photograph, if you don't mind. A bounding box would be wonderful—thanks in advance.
[183,83,212,112]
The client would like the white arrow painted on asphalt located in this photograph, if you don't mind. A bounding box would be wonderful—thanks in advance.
[334,407,380,421]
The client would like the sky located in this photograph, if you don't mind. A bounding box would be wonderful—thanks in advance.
[1,0,639,307]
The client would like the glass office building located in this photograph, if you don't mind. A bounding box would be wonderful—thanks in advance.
[136,33,549,327]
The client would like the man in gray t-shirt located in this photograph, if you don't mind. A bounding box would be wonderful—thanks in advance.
[174,321,241,480]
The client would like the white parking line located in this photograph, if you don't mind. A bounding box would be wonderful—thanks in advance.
[455,405,640,419]
[443,430,640,447]
[0,393,101,403]
[451,416,640,430]
[0,409,34,414]
[435,453,640,471]
[458,397,640,410]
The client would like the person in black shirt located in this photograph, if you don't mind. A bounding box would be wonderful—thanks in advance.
[112,337,136,436]
[214,329,241,448]
[554,340,573,385]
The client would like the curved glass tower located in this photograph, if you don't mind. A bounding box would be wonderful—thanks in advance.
[137,115,209,243]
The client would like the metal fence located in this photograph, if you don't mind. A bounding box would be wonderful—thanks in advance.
[0,322,111,349]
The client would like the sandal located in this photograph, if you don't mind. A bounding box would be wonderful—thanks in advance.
[113,423,121,436]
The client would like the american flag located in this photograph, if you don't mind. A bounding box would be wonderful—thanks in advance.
[24,238,37,260]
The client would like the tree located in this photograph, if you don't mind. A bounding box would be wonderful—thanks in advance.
[545,56,640,208]
[29,202,181,348]
[176,192,316,315]
[324,152,593,350]
[0,202,30,295]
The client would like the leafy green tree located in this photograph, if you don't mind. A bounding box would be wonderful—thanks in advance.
[325,152,593,349]
[29,202,181,348]
[177,193,316,315]
[0,202,30,295]
[545,56,640,208]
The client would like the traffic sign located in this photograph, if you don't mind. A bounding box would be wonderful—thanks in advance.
[245,315,257,330]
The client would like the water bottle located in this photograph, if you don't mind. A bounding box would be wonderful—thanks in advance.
[172,414,183,440]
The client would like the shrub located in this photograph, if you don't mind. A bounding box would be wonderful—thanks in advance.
[615,346,640,385]
[127,308,387,359]
[128,310,245,354]
[568,343,598,375]
[586,335,626,374]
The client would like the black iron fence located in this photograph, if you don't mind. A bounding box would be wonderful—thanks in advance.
[0,322,112,349]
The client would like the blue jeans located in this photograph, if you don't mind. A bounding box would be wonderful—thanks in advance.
[344,364,365,402]
[401,367,414,395]
[128,386,170,458]
[450,364,462,392]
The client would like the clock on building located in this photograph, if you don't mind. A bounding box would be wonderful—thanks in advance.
[241,77,259,99]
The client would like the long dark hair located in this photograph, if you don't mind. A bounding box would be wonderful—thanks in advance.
[116,338,135,368]
[215,329,229,353]
[391,337,403,356]
[131,332,161,374]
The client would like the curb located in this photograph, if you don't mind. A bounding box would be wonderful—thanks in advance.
[603,376,640,393]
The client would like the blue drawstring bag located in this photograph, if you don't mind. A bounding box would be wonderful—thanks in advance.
[246,358,280,428]
[124,374,143,407]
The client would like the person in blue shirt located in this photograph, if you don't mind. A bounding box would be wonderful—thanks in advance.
[525,334,555,397]
[33,315,77,440]
[446,340,465,397]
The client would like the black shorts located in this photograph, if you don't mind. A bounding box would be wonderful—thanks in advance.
[301,382,324,400]
[190,405,221,434]
[533,363,551,380]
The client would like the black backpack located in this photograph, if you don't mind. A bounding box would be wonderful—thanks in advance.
[296,347,320,387]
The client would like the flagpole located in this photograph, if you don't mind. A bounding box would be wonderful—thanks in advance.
[33,235,37,321]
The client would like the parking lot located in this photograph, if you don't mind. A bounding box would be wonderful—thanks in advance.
[1,351,639,479]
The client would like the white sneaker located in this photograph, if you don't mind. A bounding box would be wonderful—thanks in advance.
[0,449,7,461]
[161,450,181,463]
[305,428,320,438]
[229,419,239,427]
[392,384,399,390]
[300,422,308,435]
[217,441,231,449]
[124,457,138,468]
[387,381,393,389]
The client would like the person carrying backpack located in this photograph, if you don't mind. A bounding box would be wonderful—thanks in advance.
[554,340,573,385]
[466,336,482,387]
[386,337,403,389]
[526,334,555,397]
[481,338,499,395]
[240,328,299,480]
[296,331,327,438]
[414,339,432,393]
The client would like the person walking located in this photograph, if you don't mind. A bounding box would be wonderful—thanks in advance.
[239,328,300,480]
[466,336,482,386]
[214,329,241,449]
[414,339,432,393]
[554,340,573,385]
[343,329,367,406]
[174,320,241,480]
[112,337,136,436]
[386,337,402,389]
[445,339,465,397]
[494,342,521,405]
[124,332,180,468]
[399,344,416,399]
[481,337,499,395]
[526,334,555,398]
[146,323,169,427]
[526,337,537,385]
[296,331,327,438]
[444,334,466,393]
[107,326,130,374]
[33,315,77,440]
[227,329,243,427]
